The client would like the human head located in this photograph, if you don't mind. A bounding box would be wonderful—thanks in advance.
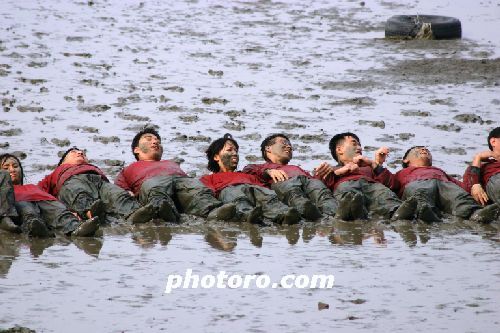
[488,127,500,151]
[132,127,163,161]
[329,132,361,163]
[206,133,240,172]
[260,134,292,164]
[0,154,23,185]
[402,146,432,168]
[58,147,88,166]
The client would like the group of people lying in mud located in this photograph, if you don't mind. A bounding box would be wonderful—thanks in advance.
[0,126,499,239]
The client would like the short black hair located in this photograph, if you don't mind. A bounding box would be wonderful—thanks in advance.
[0,153,24,185]
[260,133,290,162]
[132,127,161,161]
[488,127,500,151]
[328,132,360,162]
[58,147,81,166]
[206,133,239,172]
[401,146,427,168]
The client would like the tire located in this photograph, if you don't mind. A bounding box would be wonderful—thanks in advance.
[385,15,462,39]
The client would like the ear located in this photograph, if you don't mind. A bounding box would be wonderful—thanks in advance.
[133,146,141,155]
[403,159,410,165]
[336,145,342,156]
[214,153,221,162]
[490,137,498,147]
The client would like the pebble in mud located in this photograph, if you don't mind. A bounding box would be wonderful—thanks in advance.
[18,78,47,85]
[201,97,229,105]
[78,104,111,113]
[163,86,184,93]
[401,110,431,117]
[93,135,120,144]
[224,109,245,119]
[318,302,329,310]
[208,69,223,77]
[358,120,385,129]
[223,120,245,131]
[178,115,199,123]
[433,123,461,132]
[429,98,455,106]
[453,113,485,124]
[330,96,375,107]
[0,128,22,136]
[17,105,44,113]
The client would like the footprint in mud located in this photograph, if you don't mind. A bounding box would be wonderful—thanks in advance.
[201,97,229,105]
[401,110,431,117]
[223,120,245,131]
[115,112,150,122]
[208,69,223,77]
[224,110,245,119]
[51,138,71,147]
[164,86,184,93]
[78,104,111,113]
[178,115,199,123]
[18,78,47,85]
[63,52,92,58]
[16,105,44,113]
[429,98,455,106]
[158,105,184,112]
[330,96,375,107]
[93,136,120,144]
[27,61,48,68]
[358,120,385,129]
[0,128,22,136]
[453,113,486,124]
[80,79,100,87]
[433,123,461,132]
[282,93,304,100]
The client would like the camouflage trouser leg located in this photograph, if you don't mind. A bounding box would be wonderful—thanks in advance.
[360,179,402,218]
[15,200,80,234]
[271,176,318,216]
[403,180,440,216]
[334,180,363,202]
[486,173,500,204]
[436,180,480,218]
[250,185,290,220]
[219,184,256,216]
[0,171,17,218]
[99,181,141,218]
[175,177,222,217]
[138,175,177,213]
[302,177,338,216]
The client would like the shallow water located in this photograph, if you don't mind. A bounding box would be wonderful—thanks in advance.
[1,0,499,331]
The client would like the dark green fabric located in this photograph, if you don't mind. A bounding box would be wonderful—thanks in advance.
[14,200,80,234]
[58,174,140,219]
[219,184,289,221]
[486,173,500,204]
[139,175,222,217]
[0,171,17,218]
[334,179,402,218]
[271,175,337,216]
[403,179,480,218]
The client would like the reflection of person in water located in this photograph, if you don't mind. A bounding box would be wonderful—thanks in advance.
[243,133,338,220]
[0,153,99,237]
[0,232,20,277]
[201,133,300,225]
[131,225,172,249]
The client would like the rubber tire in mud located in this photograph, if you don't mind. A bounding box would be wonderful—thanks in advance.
[385,15,461,39]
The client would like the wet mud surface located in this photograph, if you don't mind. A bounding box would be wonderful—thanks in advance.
[1,0,499,332]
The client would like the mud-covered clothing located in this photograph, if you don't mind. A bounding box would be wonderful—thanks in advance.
[242,162,311,185]
[0,171,18,218]
[322,165,401,218]
[14,184,58,202]
[116,160,222,217]
[38,163,108,197]
[242,163,337,216]
[14,200,80,234]
[392,166,466,197]
[463,161,500,204]
[201,172,289,221]
[115,160,187,195]
[200,172,265,197]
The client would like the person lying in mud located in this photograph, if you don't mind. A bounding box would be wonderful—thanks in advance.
[114,128,237,223]
[393,146,499,223]
[242,133,337,221]
[463,126,500,206]
[314,132,416,221]
[200,134,301,225]
[38,147,153,225]
[0,154,99,237]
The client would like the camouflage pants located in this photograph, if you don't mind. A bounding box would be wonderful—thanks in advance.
[486,173,500,204]
[15,200,80,234]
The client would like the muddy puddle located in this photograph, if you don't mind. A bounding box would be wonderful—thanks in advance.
[1,0,499,331]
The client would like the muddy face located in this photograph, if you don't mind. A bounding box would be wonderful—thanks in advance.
[134,133,163,161]
[337,136,362,164]
[62,149,88,165]
[215,141,239,172]
[404,146,433,167]
[1,156,22,185]
[265,136,293,165]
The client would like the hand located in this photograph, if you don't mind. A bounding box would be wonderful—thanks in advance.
[471,184,489,206]
[128,191,135,197]
[472,151,494,167]
[353,155,373,167]
[335,162,358,176]
[374,146,389,166]
[314,162,335,180]
[266,169,289,183]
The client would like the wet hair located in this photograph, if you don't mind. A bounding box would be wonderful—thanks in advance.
[0,153,24,185]
[132,127,161,161]
[328,132,360,162]
[58,147,81,166]
[260,133,290,162]
[205,133,239,172]
[401,146,426,168]
[488,127,500,150]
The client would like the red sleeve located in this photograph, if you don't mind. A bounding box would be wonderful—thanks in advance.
[114,169,131,192]
[242,164,267,180]
[374,168,400,193]
[37,174,52,194]
[463,166,480,193]
[321,172,336,190]
[447,174,467,191]
[199,175,215,192]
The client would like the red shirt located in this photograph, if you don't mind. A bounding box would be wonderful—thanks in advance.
[115,160,187,195]
[200,172,265,197]
[242,162,311,187]
[38,163,108,197]
[322,165,393,191]
[14,184,58,202]
[463,160,500,192]
[394,166,465,197]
